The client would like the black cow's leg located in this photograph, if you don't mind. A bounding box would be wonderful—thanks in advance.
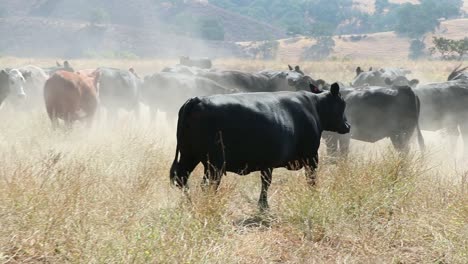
[134,103,141,121]
[447,126,460,154]
[149,107,157,123]
[391,133,410,154]
[259,169,273,210]
[202,162,223,191]
[458,124,468,158]
[305,154,319,186]
[340,135,351,158]
[324,134,339,158]
[173,156,198,190]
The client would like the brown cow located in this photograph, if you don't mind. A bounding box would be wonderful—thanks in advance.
[44,70,98,128]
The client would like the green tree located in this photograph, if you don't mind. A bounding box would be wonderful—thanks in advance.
[408,39,426,60]
[430,37,468,60]
[198,18,225,41]
[89,8,110,25]
[395,0,463,38]
[375,0,390,14]
[395,4,439,38]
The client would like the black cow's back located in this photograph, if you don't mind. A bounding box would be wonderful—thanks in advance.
[177,91,322,174]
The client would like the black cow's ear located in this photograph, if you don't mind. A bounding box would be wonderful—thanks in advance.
[409,79,419,87]
[316,79,326,86]
[288,64,293,71]
[384,78,393,85]
[22,71,32,79]
[309,83,320,93]
[356,66,363,76]
[330,82,340,96]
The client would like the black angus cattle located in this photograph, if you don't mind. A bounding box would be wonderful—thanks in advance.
[161,64,213,75]
[323,85,425,157]
[0,70,10,106]
[447,64,468,81]
[46,61,75,75]
[170,83,350,209]
[141,72,236,122]
[352,67,419,88]
[259,65,324,92]
[179,56,212,69]
[197,70,289,92]
[413,66,468,155]
[94,67,141,119]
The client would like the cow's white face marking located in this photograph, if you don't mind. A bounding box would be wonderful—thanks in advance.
[8,69,26,98]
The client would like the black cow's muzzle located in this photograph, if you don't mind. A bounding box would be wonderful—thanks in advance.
[337,122,351,134]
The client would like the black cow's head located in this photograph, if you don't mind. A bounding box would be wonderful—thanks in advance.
[384,76,419,88]
[319,83,350,134]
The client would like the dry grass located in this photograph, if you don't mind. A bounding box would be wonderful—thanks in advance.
[0,58,467,263]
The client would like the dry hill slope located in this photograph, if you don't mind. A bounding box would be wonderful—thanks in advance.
[274,18,468,61]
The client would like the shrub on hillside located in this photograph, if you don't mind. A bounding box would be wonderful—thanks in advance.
[430,36,468,60]
[301,36,335,61]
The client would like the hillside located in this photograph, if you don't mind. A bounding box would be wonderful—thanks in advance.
[354,0,468,13]
[0,0,286,42]
[0,16,246,58]
[272,18,468,61]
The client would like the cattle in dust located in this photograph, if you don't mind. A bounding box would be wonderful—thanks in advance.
[259,65,324,92]
[46,61,75,75]
[141,72,237,122]
[322,85,425,157]
[197,70,290,92]
[12,65,49,109]
[0,69,27,107]
[179,56,212,69]
[43,70,98,128]
[352,67,419,88]
[412,66,468,155]
[93,67,141,120]
[170,83,350,209]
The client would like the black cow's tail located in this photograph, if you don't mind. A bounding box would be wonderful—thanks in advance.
[415,95,426,152]
[169,97,201,185]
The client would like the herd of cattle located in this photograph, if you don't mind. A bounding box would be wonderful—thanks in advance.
[1,57,468,209]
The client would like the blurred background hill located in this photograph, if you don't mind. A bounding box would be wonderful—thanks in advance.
[0,0,467,60]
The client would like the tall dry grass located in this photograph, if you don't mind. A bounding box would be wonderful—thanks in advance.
[0,58,467,263]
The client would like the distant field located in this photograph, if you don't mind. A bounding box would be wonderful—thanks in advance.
[0,58,467,263]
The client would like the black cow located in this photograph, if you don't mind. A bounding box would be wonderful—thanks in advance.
[179,56,212,69]
[413,67,468,155]
[352,67,419,88]
[94,67,141,120]
[169,83,350,209]
[198,70,290,92]
[161,64,213,76]
[45,61,75,75]
[0,70,10,106]
[259,65,324,92]
[323,85,425,157]
[447,64,468,82]
[141,72,236,122]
